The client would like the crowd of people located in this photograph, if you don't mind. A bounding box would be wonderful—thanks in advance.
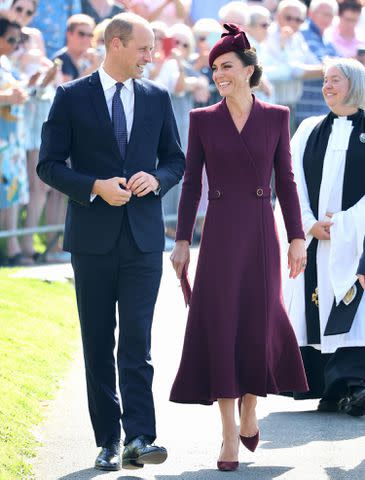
[1,1,365,473]
[0,0,364,266]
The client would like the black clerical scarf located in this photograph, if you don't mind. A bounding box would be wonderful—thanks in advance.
[302,109,365,343]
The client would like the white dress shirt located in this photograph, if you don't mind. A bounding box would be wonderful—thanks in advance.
[98,65,134,141]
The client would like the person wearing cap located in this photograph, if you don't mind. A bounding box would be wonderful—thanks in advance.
[170,23,308,472]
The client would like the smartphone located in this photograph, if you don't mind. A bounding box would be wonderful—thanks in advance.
[162,37,176,58]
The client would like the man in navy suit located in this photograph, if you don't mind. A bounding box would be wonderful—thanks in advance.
[37,12,185,471]
[358,238,365,290]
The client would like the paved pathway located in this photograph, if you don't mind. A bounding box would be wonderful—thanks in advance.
[22,252,365,480]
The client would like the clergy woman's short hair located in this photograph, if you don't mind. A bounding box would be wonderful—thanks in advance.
[325,58,365,109]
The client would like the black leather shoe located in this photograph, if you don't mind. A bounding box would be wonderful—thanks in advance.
[317,398,340,412]
[339,387,365,417]
[95,442,121,471]
[122,435,167,470]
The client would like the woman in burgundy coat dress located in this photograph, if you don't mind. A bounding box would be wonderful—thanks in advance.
[170,24,308,471]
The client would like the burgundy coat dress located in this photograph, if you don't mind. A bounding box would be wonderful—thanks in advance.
[170,96,308,404]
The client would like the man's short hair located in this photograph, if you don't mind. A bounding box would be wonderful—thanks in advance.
[104,12,151,48]
[277,0,307,18]
[247,5,271,27]
[66,13,95,33]
[309,0,338,15]
[0,15,20,37]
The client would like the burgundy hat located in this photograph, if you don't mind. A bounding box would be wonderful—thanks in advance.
[208,23,251,68]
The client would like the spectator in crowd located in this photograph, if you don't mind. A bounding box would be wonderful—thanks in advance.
[246,4,282,103]
[189,0,234,24]
[325,0,364,58]
[191,17,222,107]
[144,20,169,82]
[279,58,365,416]
[91,17,110,60]
[9,0,59,262]
[358,237,365,290]
[0,16,29,265]
[30,0,82,59]
[122,0,190,26]
[81,0,124,24]
[218,1,249,29]
[149,23,208,219]
[54,14,99,82]
[266,0,323,132]
[295,0,338,127]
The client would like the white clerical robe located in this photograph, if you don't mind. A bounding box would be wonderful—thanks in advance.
[276,115,365,353]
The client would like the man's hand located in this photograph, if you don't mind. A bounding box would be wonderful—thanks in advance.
[358,274,365,290]
[127,172,159,197]
[309,221,332,240]
[92,177,132,206]
[288,238,307,279]
[170,240,190,279]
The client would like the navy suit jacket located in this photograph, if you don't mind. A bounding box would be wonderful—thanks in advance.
[37,72,185,254]
[358,238,365,275]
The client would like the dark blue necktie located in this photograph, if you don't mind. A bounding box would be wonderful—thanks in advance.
[112,82,127,161]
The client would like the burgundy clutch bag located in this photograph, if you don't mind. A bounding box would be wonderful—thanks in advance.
[180,267,192,307]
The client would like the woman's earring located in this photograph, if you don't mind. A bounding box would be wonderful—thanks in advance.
[246,77,250,83]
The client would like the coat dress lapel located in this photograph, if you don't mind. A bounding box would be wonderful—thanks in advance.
[220,96,262,184]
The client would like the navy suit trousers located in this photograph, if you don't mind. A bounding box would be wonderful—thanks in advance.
[71,212,162,446]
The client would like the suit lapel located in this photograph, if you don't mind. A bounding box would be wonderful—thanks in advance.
[88,71,121,160]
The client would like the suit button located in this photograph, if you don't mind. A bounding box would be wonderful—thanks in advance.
[256,188,263,197]
[122,169,127,176]
[215,189,221,198]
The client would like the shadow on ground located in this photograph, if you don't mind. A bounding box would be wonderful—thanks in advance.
[260,410,365,449]
[326,459,365,480]
[156,464,292,480]
[59,469,146,480]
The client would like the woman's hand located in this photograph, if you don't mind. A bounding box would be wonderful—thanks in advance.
[288,238,307,279]
[309,221,332,240]
[170,240,190,279]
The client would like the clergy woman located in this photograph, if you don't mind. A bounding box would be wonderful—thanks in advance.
[280,58,365,417]
[169,23,308,472]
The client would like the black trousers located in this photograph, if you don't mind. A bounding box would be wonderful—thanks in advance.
[292,346,365,400]
[71,214,162,446]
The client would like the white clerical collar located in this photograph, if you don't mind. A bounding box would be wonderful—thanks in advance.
[98,65,134,93]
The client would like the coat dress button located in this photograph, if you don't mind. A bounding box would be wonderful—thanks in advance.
[256,188,263,197]
[215,189,221,198]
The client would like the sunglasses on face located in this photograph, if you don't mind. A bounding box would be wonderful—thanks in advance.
[14,5,34,16]
[198,36,207,42]
[175,39,189,49]
[77,30,94,38]
[258,22,270,28]
[283,14,304,24]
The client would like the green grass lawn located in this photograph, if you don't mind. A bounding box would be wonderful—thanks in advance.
[0,269,79,479]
